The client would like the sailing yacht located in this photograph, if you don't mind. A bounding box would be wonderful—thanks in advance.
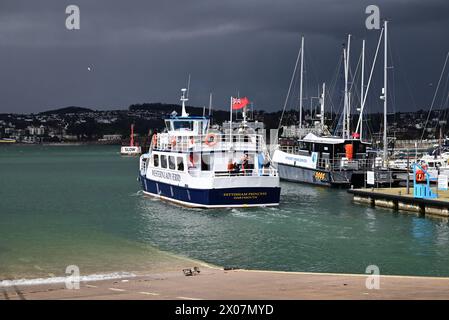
[138,89,281,208]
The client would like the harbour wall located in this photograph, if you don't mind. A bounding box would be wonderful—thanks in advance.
[349,188,449,218]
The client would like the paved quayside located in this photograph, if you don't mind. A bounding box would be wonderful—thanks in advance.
[3,268,449,300]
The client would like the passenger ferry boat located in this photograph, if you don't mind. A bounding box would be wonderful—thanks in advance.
[138,89,281,208]
[121,124,142,156]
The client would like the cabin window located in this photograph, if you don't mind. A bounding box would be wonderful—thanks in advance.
[168,156,176,170]
[153,154,159,167]
[201,153,213,171]
[173,121,194,131]
[177,157,184,171]
[161,155,167,169]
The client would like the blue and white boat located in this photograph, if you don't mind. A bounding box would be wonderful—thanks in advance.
[138,89,281,208]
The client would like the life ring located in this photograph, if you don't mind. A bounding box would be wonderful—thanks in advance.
[171,137,177,147]
[415,169,425,182]
[204,133,218,146]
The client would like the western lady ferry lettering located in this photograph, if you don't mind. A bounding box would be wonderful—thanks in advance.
[152,169,181,182]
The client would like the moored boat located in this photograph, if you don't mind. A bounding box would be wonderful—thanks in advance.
[0,138,17,144]
[273,133,373,187]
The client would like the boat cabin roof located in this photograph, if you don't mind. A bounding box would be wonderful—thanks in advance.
[164,115,210,136]
[301,133,370,145]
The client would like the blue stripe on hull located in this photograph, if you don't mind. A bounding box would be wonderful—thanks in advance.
[140,175,280,207]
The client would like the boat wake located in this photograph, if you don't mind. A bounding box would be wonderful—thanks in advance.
[229,208,259,219]
[130,190,143,197]
[0,271,136,288]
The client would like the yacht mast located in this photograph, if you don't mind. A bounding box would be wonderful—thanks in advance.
[299,36,304,130]
[383,21,388,162]
[342,34,351,139]
[355,27,384,136]
[343,48,347,138]
[360,39,365,141]
[321,82,325,128]
[346,34,351,139]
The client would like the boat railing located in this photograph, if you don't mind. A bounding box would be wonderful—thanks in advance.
[154,133,267,153]
[279,145,302,154]
[214,167,278,177]
[317,157,376,171]
[187,167,278,178]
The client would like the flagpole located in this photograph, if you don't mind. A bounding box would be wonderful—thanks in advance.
[230,96,233,147]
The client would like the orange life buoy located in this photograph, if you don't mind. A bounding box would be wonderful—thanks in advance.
[415,169,425,182]
[171,137,177,147]
[204,133,218,146]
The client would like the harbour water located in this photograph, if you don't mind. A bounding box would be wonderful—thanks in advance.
[1,145,449,281]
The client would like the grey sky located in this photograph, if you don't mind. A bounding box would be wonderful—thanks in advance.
[0,0,448,114]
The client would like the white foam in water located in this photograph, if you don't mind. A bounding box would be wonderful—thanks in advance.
[0,272,136,288]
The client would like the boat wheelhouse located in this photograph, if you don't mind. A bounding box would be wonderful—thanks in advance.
[138,89,280,208]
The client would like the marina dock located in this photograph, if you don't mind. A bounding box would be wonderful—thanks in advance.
[3,268,449,300]
[349,187,449,218]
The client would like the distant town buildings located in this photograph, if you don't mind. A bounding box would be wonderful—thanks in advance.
[0,106,448,144]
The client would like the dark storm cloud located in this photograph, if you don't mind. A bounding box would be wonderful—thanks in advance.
[0,0,448,113]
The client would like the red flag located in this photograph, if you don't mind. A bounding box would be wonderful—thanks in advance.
[232,97,249,110]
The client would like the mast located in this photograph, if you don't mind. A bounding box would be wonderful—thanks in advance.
[343,47,347,138]
[208,93,213,116]
[299,36,304,130]
[346,34,351,138]
[242,105,248,127]
[229,96,233,142]
[355,27,384,136]
[181,88,188,117]
[186,74,191,98]
[360,39,365,141]
[321,82,325,128]
[383,21,388,162]
[348,91,352,137]
[344,34,351,139]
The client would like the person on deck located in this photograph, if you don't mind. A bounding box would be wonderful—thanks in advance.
[227,159,235,173]
[241,154,249,175]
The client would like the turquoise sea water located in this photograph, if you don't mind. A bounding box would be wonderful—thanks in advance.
[1,145,449,280]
